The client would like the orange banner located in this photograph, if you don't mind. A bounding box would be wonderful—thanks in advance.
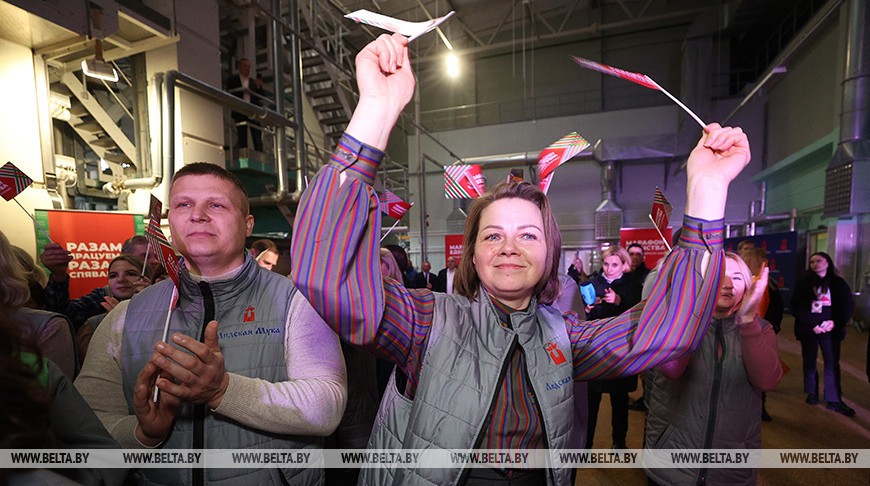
[36,210,144,299]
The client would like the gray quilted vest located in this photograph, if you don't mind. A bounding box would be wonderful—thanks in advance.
[644,315,768,486]
[120,255,323,485]
[360,291,576,486]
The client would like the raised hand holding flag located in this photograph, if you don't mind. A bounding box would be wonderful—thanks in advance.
[572,56,706,128]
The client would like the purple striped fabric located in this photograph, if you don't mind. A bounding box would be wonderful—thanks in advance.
[292,135,725,451]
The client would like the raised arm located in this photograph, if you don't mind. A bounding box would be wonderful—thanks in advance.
[570,124,751,380]
[291,34,434,379]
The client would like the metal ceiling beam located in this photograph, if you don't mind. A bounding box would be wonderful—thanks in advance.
[486,0,520,46]
[415,6,708,65]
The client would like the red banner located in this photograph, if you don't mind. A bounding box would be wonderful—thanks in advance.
[445,234,464,262]
[620,227,673,270]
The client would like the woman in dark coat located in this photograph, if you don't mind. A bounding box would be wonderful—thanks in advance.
[791,252,856,416]
[583,246,643,448]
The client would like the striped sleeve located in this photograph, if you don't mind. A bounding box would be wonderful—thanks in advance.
[569,215,725,381]
[291,134,434,382]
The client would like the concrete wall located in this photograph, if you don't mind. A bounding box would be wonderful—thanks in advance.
[0,38,55,255]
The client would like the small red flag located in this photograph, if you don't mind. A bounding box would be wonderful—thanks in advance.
[0,161,34,201]
[537,132,589,194]
[649,187,673,247]
[145,220,180,287]
[445,165,485,199]
[571,56,659,90]
[378,190,413,220]
[148,194,162,225]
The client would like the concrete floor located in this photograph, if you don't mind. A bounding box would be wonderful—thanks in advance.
[575,315,870,485]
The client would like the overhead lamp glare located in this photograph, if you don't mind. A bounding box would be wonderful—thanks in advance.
[446,53,459,78]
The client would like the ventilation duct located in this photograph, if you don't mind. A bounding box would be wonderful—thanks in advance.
[594,159,623,241]
[824,0,870,217]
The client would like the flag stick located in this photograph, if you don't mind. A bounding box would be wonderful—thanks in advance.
[649,213,672,252]
[380,202,414,242]
[380,219,402,242]
[649,79,706,129]
[14,198,53,243]
[153,286,178,402]
[141,242,151,277]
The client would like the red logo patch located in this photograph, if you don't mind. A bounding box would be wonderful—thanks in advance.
[243,306,255,322]
[545,342,566,365]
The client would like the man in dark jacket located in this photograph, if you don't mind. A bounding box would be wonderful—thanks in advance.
[226,58,266,152]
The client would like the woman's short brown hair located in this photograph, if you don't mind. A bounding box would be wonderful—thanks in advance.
[454,181,562,305]
[110,254,145,273]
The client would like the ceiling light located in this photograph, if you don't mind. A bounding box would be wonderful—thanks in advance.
[82,55,118,82]
[446,53,459,78]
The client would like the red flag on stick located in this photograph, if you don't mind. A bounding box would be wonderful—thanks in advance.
[537,132,589,194]
[1,161,53,243]
[445,165,485,199]
[379,190,413,220]
[649,187,673,251]
[572,56,706,128]
[0,161,33,201]
[145,220,180,287]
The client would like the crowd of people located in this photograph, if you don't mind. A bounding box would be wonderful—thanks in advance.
[0,32,863,486]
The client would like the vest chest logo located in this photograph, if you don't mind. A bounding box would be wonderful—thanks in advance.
[545,342,566,365]
[243,306,255,322]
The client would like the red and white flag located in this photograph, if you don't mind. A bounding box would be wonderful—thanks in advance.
[148,194,162,226]
[0,161,33,201]
[537,132,589,194]
[572,56,705,128]
[445,165,485,199]
[345,9,454,41]
[145,219,180,287]
[379,190,413,220]
[649,187,673,250]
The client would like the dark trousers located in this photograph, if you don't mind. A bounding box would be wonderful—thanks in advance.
[586,387,629,448]
[800,333,842,403]
[234,114,263,152]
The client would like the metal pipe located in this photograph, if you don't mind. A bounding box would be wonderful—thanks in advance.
[168,70,296,129]
[459,149,594,169]
[289,0,306,201]
[261,0,288,207]
[724,0,846,123]
[124,72,164,190]
[416,82,427,261]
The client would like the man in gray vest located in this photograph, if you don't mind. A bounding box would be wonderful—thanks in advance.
[75,163,346,485]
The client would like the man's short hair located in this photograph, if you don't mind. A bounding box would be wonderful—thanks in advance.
[170,163,250,216]
[627,243,644,254]
[251,239,278,255]
[121,235,149,254]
